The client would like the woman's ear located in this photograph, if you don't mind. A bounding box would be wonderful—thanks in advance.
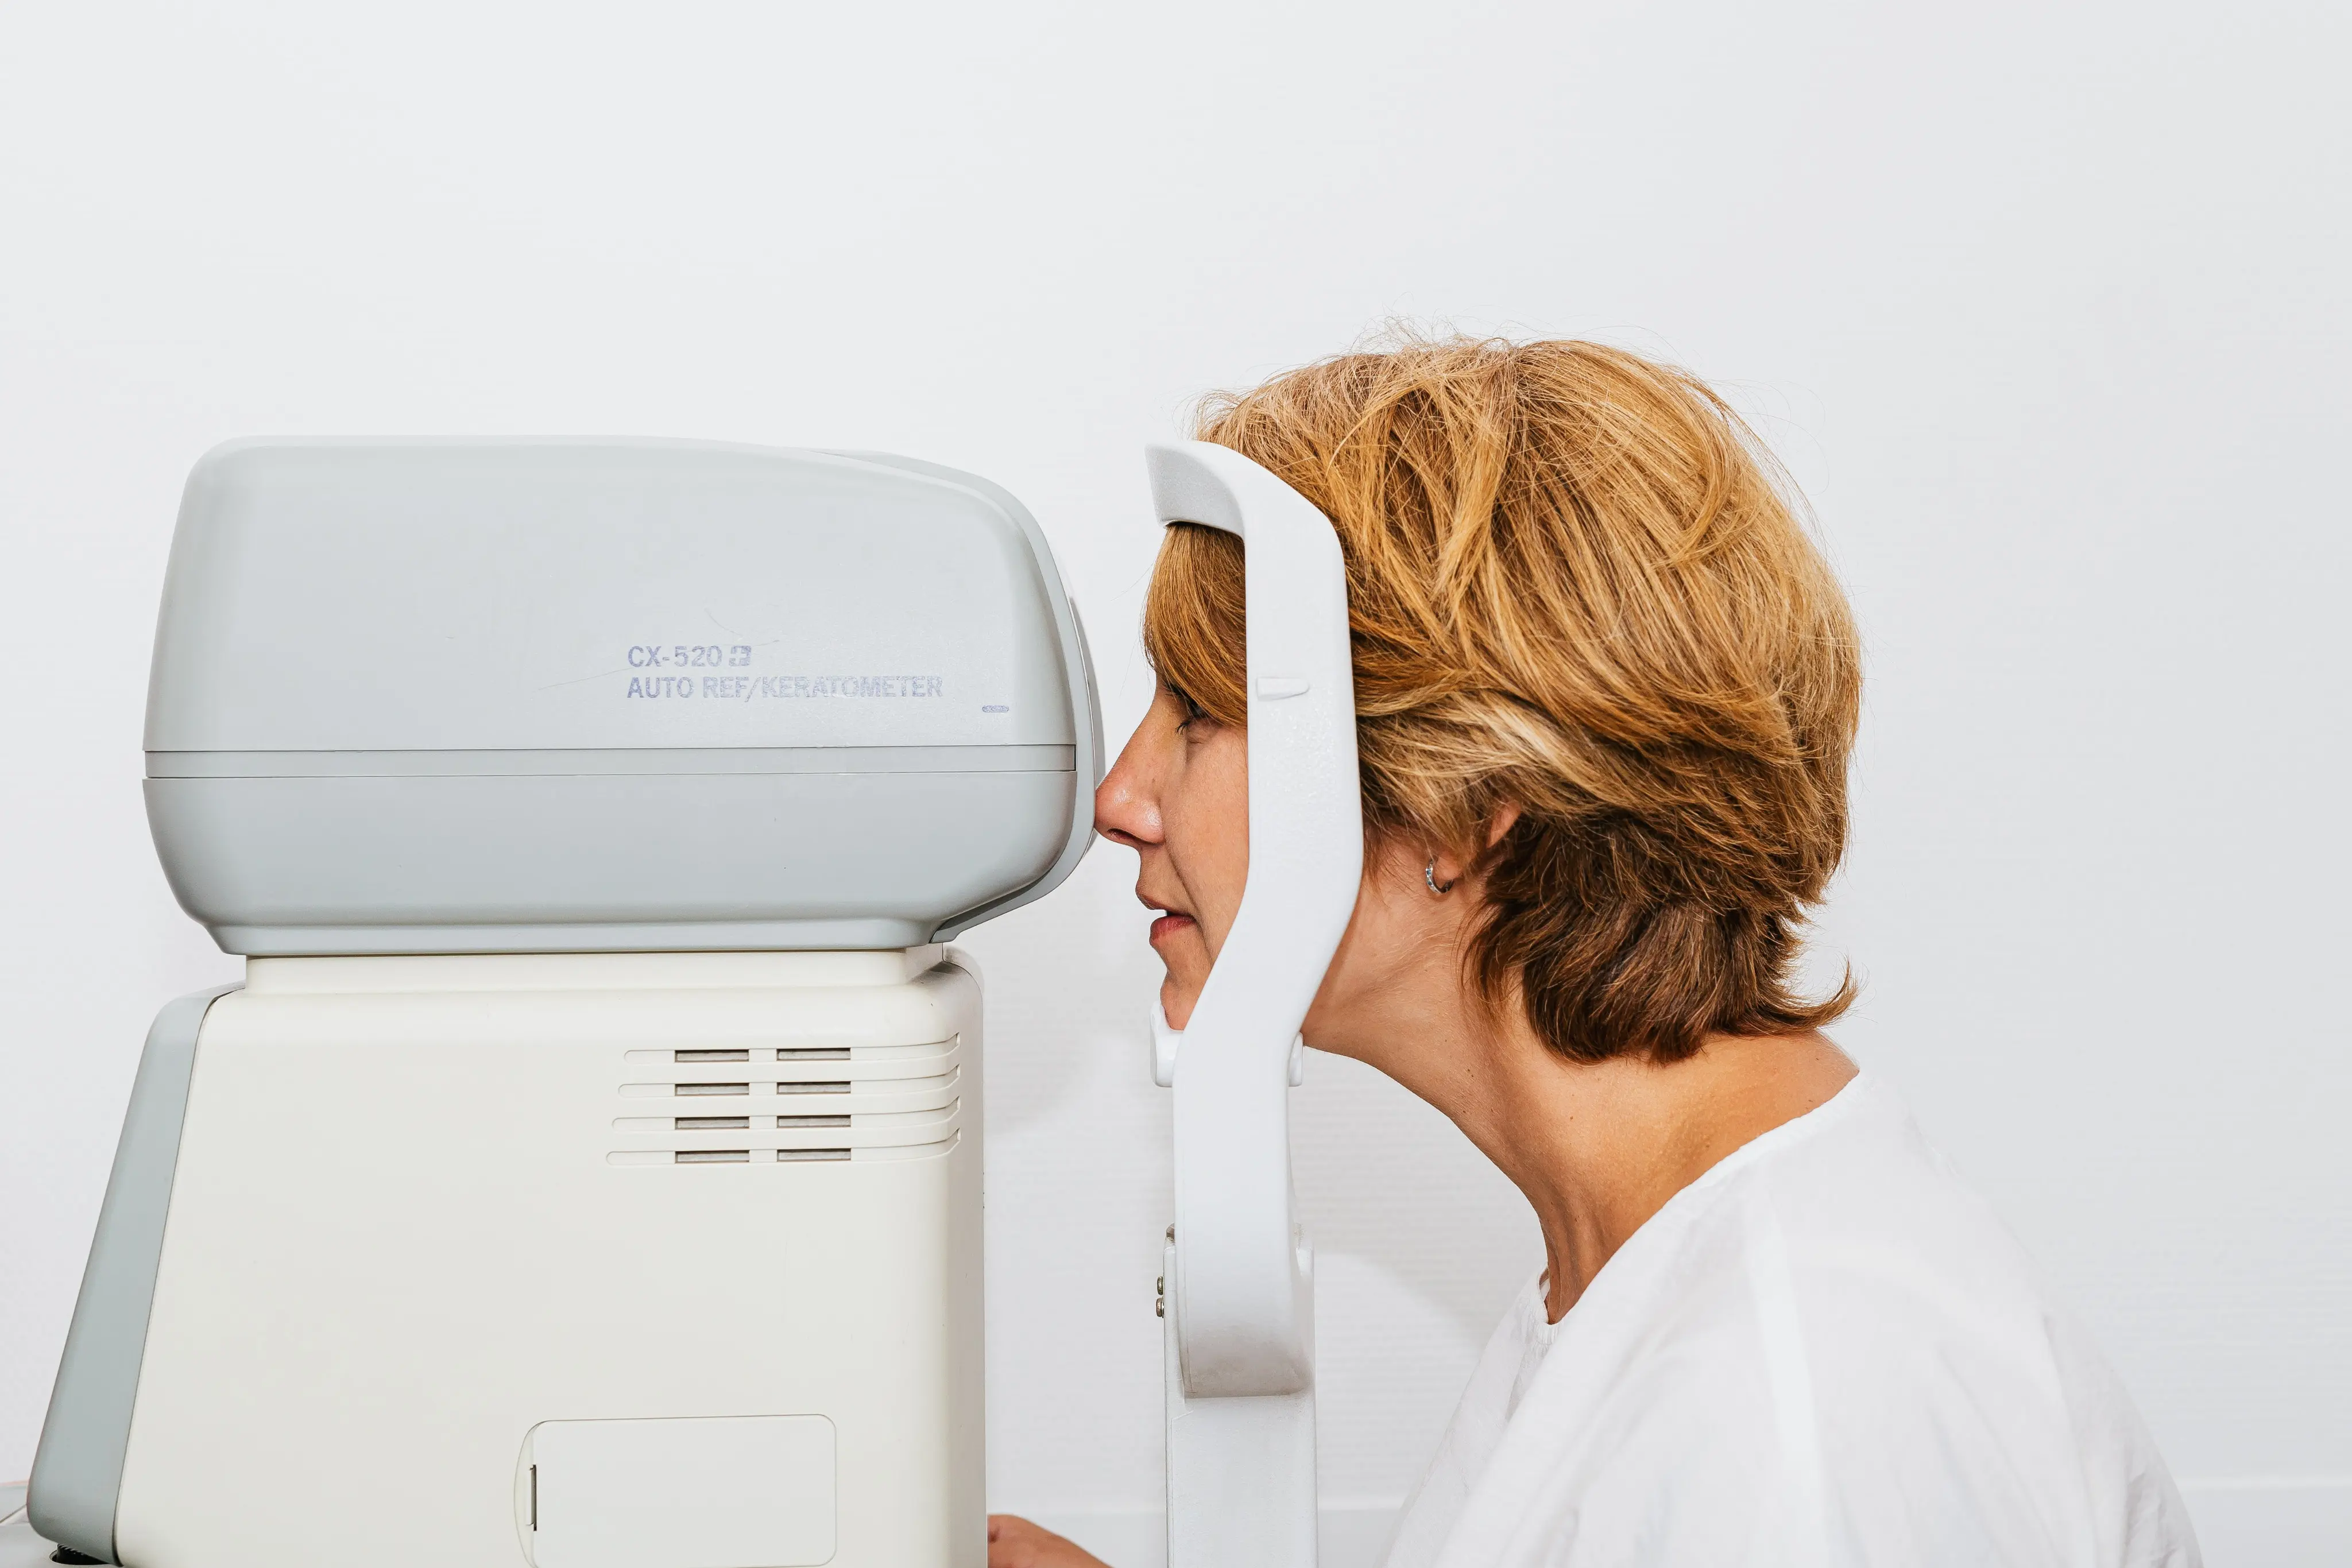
[1421,806,1525,894]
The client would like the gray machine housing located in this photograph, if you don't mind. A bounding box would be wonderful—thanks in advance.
[26,986,235,1562]
[142,439,1102,954]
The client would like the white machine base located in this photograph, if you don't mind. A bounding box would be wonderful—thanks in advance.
[52,950,987,1568]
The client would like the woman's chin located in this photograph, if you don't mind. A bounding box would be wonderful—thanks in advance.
[1158,975,1202,1031]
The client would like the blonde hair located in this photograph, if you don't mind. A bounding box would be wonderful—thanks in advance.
[1144,336,1860,1062]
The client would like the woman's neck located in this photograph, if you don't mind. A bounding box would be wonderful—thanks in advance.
[1368,993,1856,1323]
[1301,857,1859,1323]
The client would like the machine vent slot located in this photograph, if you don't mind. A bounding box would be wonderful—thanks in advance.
[614,1037,964,1166]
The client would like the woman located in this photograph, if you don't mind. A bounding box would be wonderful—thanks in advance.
[991,339,2199,1567]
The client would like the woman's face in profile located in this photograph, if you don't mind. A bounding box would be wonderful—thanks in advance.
[1093,683,1250,1029]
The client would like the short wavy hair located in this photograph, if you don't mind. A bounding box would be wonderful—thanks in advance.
[1143,336,1861,1063]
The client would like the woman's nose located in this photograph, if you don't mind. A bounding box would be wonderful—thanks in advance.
[1093,731,1162,849]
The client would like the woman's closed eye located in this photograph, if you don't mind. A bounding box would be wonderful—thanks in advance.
[1170,687,1212,734]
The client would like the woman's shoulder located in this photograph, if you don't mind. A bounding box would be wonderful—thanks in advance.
[1744,1073,2061,1312]
[1527,1070,2156,1417]
[1476,1076,2199,1566]
[1588,1073,2034,1313]
[1668,1073,2103,1396]
[1519,1073,2065,1442]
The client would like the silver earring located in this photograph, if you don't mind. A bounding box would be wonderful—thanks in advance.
[1425,858,1456,896]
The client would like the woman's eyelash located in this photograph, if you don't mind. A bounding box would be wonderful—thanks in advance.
[1169,687,1209,731]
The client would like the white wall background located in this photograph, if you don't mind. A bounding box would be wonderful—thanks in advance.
[2,2,2345,1562]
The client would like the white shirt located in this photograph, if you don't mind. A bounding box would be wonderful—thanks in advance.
[1382,1074,2200,1568]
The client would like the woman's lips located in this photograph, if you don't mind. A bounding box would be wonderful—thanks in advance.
[1148,911,1197,944]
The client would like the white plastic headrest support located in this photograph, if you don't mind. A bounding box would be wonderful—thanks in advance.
[1144,441,1363,1398]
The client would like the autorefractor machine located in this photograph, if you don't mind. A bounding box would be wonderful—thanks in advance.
[16,437,1357,1568]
